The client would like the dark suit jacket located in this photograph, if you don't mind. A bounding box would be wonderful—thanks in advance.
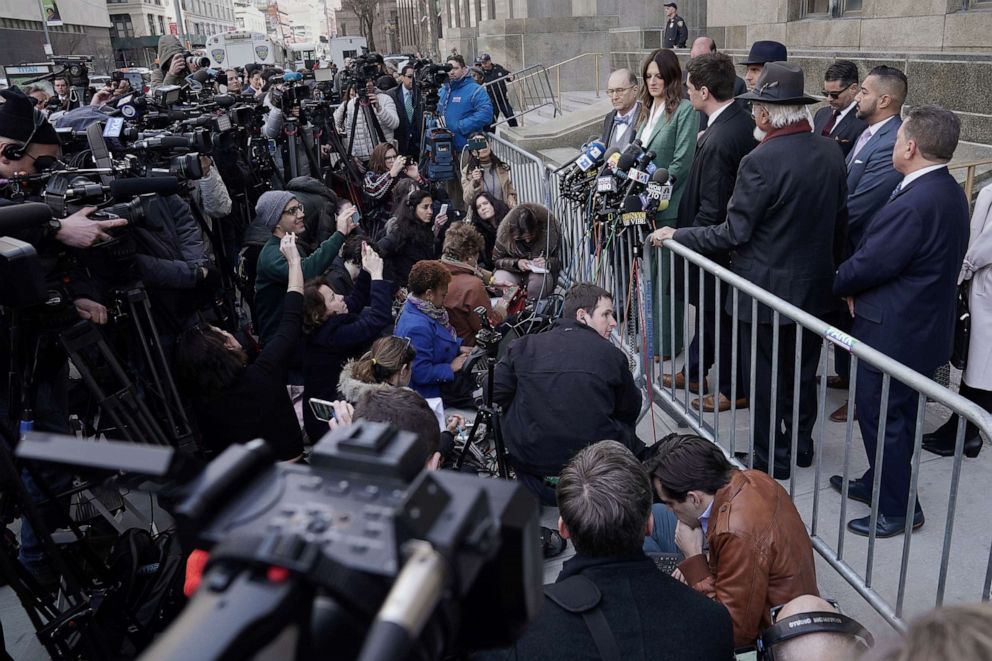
[600,102,640,151]
[673,129,849,322]
[675,101,757,309]
[476,553,734,661]
[834,168,969,374]
[387,84,420,156]
[813,105,867,158]
[844,115,902,251]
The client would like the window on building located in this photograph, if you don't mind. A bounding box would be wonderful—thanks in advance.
[158,15,165,32]
[341,23,347,35]
[148,14,156,34]
[803,0,830,14]
[842,0,862,11]
[110,13,134,38]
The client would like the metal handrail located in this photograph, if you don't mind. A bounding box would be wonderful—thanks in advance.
[948,159,992,202]
[516,52,605,102]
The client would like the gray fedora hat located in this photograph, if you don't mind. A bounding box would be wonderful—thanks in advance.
[736,62,819,105]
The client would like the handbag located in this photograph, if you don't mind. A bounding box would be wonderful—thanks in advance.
[950,281,971,370]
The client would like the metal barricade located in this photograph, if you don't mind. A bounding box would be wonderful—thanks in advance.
[484,64,561,128]
[485,132,550,209]
[641,239,992,631]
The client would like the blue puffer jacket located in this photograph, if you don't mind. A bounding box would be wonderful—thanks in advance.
[438,75,494,151]
[394,299,462,399]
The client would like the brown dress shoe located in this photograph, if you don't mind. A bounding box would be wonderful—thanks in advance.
[829,401,857,422]
[692,393,749,412]
[661,373,708,394]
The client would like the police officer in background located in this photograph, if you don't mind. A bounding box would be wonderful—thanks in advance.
[663,2,688,48]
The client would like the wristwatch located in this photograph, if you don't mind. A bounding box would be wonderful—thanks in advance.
[45,218,62,240]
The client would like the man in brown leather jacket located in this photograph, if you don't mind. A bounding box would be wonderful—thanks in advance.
[647,434,819,648]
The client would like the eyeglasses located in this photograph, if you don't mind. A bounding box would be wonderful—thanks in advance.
[282,204,305,216]
[821,90,844,99]
[606,86,635,96]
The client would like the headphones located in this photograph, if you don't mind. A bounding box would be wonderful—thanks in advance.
[2,107,46,161]
[756,610,873,660]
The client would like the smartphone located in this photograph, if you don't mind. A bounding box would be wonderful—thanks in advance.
[350,209,361,226]
[309,398,336,422]
[439,203,448,218]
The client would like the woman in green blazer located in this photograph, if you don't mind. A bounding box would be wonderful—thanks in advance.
[635,48,698,360]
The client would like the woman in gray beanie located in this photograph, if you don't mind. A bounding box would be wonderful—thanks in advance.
[253,190,359,344]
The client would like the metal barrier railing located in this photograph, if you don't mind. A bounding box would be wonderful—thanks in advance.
[638,240,992,631]
[485,131,550,209]
[484,64,560,128]
[485,131,992,630]
[948,159,992,203]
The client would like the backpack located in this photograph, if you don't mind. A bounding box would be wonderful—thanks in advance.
[93,528,188,657]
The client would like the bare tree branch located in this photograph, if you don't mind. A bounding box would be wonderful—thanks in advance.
[340,0,381,51]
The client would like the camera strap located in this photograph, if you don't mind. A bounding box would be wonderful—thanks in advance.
[544,575,621,661]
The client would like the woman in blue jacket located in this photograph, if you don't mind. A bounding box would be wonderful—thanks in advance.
[635,48,698,360]
[394,260,469,422]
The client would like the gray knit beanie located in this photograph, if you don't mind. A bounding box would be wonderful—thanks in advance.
[255,190,297,234]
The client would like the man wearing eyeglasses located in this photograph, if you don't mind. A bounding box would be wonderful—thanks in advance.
[600,69,640,151]
[812,60,867,159]
[254,190,358,345]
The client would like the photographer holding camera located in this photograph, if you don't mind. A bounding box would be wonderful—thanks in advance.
[150,35,202,90]
[333,76,399,163]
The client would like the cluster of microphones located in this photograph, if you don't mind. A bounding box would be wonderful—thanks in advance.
[555,137,673,233]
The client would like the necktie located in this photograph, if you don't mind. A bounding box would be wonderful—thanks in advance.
[614,114,631,127]
[850,128,873,162]
[821,109,840,136]
[888,183,903,202]
[404,90,414,122]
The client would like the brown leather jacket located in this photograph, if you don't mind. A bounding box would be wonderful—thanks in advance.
[679,469,819,648]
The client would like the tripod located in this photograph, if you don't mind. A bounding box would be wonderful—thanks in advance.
[452,309,511,479]
[344,85,386,162]
[282,115,322,181]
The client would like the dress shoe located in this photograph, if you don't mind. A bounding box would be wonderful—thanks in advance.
[817,375,849,389]
[829,402,856,422]
[847,511,924,538]
[661,372,708,394]
[752,458,791,480]
[922,433,983,458]
[796,449,814,468]
[691,393,748,412]
[829,475,872,505]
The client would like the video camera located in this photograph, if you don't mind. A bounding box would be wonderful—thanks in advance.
[348,54,383,82]
[16,422,543,659]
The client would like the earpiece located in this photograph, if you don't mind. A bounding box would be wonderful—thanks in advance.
[1,108,45,161]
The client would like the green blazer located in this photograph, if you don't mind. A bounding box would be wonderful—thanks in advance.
[635,98,698,224]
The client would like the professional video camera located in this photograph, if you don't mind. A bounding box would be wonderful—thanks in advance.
[15,422,543,659]
[347,53,384,83]
[412,58,453,113]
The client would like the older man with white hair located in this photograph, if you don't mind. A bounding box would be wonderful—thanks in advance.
[652,62,849,480]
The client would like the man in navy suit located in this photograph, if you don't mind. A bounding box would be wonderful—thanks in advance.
[832,105,970,537]
[812,60,867,158]
[827,66,907,422]
[387,64,420,158]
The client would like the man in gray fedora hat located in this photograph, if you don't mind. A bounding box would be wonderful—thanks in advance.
[651,62,849,480]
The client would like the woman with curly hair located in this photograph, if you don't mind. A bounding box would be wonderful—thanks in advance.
[493,203,562,300]
[301,241,393,442]
[441,222,507,345]
[376,188,449,289]
[394,260,470,416]
[468,191,509,271]
[460,132,517,214]
[175,233,305,461]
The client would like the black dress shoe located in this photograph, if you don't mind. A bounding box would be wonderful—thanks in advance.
[847,511,924,538]
[796,450,814,468]
[829,475,872,506]
[753,458,791,480]
[922,434,982,458]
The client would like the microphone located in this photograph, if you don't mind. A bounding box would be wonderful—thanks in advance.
[109,176,181,200]
[613,140,645,182]
[619,195,648,228]
[623,150,657,198]
[0,203,53,235]
[212,94,236,108]
[594,148,623,195]
[553,136,605,174]
[644,168,673,214]
[135,135,193,150]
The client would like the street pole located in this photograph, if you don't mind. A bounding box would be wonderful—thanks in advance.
[37,0,54,56]
[173,0,187,46]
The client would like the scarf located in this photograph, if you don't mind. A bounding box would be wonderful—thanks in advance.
[760,119,813,144]
[406,294,457,339]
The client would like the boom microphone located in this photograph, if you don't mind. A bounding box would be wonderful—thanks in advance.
[212,94,236,108]
[109,176,181,200]
[0,202,52,235]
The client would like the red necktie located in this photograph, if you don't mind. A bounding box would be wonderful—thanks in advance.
[821,109,840,136]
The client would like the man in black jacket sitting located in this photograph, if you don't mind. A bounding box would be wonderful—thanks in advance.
[493,283,644,505]
[477,440,734,660]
